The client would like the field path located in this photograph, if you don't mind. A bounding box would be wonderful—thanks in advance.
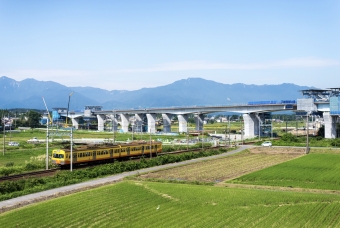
[0,145,252,213]
[218,183,340,195]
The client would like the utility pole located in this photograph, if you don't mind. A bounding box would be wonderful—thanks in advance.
[271,119,273,139]
[228,116,231,147]
[70,127,73,172]
[306,113,310,154]
[186,130,189,150]
[149,129,152,158]
[241,120,244,144]
[132,123,134,141]
[225,124,227,148]
[66,92,74,127]
[2,115,5,156]
[46,122,49,170]
[201,119,204,150]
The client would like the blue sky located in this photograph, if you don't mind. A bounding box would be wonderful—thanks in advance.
[0,0,339,90]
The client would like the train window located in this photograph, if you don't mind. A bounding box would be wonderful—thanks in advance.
[53,154,64,159]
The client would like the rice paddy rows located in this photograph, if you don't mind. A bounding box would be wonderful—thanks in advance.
[229,152,340,190]
[1,181,340,227]
[139,148,304,183]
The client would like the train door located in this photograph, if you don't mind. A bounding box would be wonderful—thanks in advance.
[127,147,130,156]
[110,149,113,158]
[142,146,144,156]
[73,152,77,163]
[93,150,96,161]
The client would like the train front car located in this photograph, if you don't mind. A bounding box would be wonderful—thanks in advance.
[51,149,67,166]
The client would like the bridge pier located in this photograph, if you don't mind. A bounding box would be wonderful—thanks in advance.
[110,114,118,132]
[178,114,188,133]
[120,114,129,132]
[162,114,172,133]
[135,114,144,132]
[243,113,260,139]
[146,113,156,133]
[323,112,338,139]
[194,114,204,131]
[97,114,106,131]
[71,118,80,129]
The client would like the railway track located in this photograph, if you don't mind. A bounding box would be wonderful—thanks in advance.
[0,145,242,182]
[0,169,59,182]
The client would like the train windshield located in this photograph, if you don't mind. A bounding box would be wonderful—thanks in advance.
[53,154,64,159]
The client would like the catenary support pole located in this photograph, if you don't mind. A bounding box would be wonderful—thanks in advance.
[46,123,49,170]
[70,127,73,172]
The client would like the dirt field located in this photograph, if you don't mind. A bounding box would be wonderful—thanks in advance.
[138,147,305,183]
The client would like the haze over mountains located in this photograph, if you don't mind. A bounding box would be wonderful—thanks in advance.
[0,76,312,110]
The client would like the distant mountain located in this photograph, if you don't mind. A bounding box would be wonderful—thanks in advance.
[0,76,312,110]
[0,76,99,110]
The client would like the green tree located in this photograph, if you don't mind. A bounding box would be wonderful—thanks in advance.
[27,111,41,128]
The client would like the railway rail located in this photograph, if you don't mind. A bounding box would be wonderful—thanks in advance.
[0,145,244,182]
[0,169,59,182]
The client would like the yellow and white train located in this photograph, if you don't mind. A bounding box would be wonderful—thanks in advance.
[51,141,162,167]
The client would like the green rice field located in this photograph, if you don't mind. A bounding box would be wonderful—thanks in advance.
[2,148,340,227]
[229,152,340,190]
[1,181,340,227]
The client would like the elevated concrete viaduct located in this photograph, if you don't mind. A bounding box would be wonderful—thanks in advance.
[91,103,296,137]
[57,89,340,139]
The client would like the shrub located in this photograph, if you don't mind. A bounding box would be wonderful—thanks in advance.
[5,162,14,167]
[280,133,298,142]
[330,139,340,147]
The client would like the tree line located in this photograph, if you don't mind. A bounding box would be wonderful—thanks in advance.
[0,109,42,129]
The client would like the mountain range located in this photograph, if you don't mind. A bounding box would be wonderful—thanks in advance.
[0,76,312,111]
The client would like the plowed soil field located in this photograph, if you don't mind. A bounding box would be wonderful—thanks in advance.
[139,147,305,183]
